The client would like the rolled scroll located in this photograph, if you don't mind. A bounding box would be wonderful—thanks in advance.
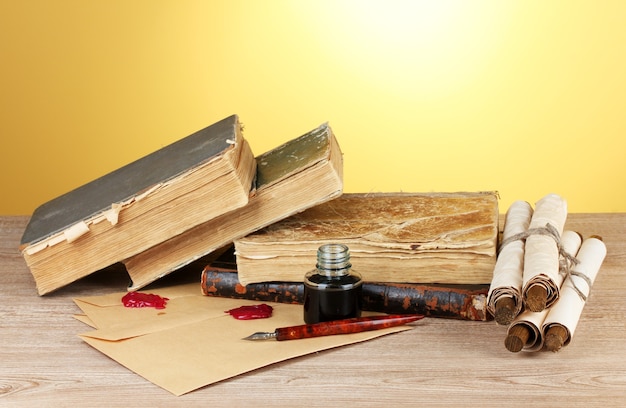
[542,236,607,352]
[487,200,533,325]
[504,230,582,353]
[522,194,568,312]
[505,309,550,352]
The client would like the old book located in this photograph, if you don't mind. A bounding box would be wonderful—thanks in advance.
[123,121,343,290]
[200,247,490,321]
[20,115,256,295]
[234,191,499,286]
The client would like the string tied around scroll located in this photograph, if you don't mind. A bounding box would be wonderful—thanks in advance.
[498,223,592,301]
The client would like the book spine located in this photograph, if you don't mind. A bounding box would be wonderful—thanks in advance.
[201,267,491,321]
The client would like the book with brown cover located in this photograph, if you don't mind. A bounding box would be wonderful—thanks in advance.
[20,115,256,295]
[234,192,499,286]
[123,121,343,290]
[200,247,491,321]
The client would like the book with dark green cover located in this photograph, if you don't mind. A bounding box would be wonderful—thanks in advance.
[20,115,256,295]
[124,122,343,290]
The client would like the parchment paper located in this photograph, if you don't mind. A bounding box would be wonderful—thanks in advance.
[507,308,550,351]
[508,230,582,351]
[74,284,415,396]
[541,237,607,347]
[522,193,568,310]
[487,200,533,321]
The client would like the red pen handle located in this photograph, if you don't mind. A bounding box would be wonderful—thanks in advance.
[274,314,423,341]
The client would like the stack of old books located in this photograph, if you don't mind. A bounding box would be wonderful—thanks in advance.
[209,191,499,321]
[19,115,499,320]
[19,115,342,294]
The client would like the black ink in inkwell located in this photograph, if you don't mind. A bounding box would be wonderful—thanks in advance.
[303,243,363,324]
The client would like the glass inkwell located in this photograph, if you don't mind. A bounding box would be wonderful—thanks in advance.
[303,243,363,324]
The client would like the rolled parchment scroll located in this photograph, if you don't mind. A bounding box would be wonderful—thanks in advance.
[487,200,533,325]
[522,194,568,312]
[505,230,582,353]
[541,236,607,352]
[505,308,550,352]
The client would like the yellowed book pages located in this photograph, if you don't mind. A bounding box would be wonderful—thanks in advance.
[234,191,499,286]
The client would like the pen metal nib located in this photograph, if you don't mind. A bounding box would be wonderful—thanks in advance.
[242,331,277,341]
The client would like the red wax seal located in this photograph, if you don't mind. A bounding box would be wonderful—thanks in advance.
[121,292,169,309]
[225,304,273,320]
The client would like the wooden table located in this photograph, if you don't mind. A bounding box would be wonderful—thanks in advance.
[1,214,625,407]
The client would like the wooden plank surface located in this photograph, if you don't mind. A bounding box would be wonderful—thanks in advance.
[1,214,625,407]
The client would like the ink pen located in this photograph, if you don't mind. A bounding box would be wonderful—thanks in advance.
[243,314,423,341]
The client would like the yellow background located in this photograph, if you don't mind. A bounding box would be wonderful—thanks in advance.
[1,0,625,215]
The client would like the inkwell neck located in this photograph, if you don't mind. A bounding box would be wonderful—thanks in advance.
[316,243,351,277]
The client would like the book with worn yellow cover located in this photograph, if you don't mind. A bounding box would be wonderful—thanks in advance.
[234,192,499,286]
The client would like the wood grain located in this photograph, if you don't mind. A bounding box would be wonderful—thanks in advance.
[1,214,625,407]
